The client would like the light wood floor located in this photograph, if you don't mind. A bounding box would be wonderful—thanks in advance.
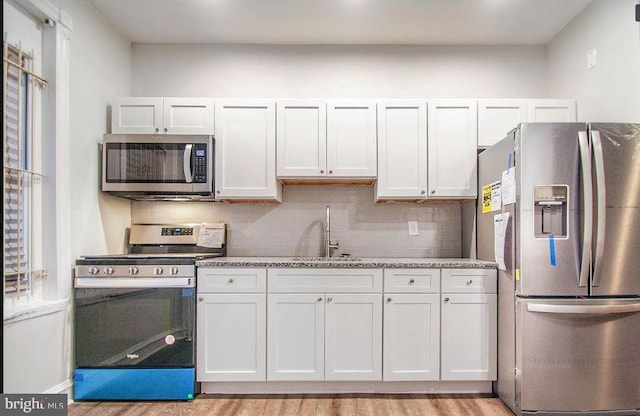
[68,394,515,416]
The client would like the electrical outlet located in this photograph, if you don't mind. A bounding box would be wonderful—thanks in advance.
[408,221,419,236]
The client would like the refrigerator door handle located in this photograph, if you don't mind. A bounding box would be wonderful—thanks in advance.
[578,131,592,288]
[527,302,640,315]
[591,130,606,287]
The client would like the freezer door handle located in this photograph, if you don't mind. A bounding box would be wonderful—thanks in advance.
[578,131,592,288]
[591,130,606,287]
[527,302,640,315]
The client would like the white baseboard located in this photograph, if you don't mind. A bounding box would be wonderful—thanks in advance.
[200,380,493,395]
[44,377,73,400]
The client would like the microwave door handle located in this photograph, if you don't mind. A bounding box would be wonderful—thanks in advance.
[578,131,592,288]
[183,144,194,183]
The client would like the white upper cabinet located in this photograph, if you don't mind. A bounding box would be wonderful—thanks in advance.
[112,97,214,135]
[214,100,282,201]
[427,100,478,198]
[527,99,577,122]
[326,100,377,178]
[277,100,377,180]
[276,100,327,177]
[477,99,527,148]
[376,100,428,199]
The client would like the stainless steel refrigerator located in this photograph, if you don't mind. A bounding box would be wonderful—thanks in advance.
[477,123,640,416]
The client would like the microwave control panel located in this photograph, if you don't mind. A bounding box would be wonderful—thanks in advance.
[194,144,207,183]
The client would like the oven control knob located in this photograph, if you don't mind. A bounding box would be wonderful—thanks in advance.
[154,267,164,275]
[129,267,139,275]
[104,267,114,275]
[169,267,179,275]
[88,267,100,275]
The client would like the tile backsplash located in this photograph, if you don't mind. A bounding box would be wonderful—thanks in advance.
[131,186,462,258]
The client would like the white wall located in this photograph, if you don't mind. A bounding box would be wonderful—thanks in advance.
[3,0,132,395]
[547,0,640,121]
[55,0,133,256]
[132,44,548,98]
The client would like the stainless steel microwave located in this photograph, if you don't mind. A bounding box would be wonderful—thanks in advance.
[101,134,214,200]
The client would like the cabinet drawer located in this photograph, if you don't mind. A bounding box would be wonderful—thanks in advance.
[268,268,382,293]
[441,269,497,294]
[197,268,266,293]
[383,269,440,293]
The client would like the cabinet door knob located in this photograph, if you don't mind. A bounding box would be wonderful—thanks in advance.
[328,170,333,174]
[198,297,204,302]
[164,128,168,133]
[155,127,160,133]
[466,279,473,285]
[386,297,392,303]
[320,169,325,174]
[327,297,333,302]
[317,297,323,302]
[431,190,436,195]
[216,190,221,194]
[409,279,415,284]
[229,278,234,283]
[421,190,426,195]
[444,297,450,303]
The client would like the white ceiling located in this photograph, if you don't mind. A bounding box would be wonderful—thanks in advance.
[90,0,594,45]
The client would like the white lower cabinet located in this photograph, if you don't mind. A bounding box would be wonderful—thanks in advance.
[383,294,440,381]
[267,292,382,381]
[267,293,325,381]
[441,269,497,381]
[196,268,266,382]
[382,268,441,381]
[324,293,382,381]
[267,269,383,381]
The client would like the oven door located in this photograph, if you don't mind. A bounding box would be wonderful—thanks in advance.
[74,277,195,369]
[101,134,213,195]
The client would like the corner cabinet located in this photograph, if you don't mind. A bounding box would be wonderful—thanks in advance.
[427,100,478,198]
[111,97,214,135]
[440,269,497,381]
[214,100,282,201]
[196,268,267,382]
[527,99,577,122]
[477,98,577,147]
[267,268,383,381]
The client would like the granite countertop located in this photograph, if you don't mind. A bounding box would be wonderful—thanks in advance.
[197,257,497,269]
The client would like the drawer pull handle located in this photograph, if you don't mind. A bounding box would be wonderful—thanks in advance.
[466,279,473,285]
[409,279,415,284]
[229,278,234,283]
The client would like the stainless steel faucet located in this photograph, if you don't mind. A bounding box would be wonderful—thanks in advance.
[324,205,339,258]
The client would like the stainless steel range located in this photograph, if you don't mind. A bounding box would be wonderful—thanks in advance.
[73,223,226,401]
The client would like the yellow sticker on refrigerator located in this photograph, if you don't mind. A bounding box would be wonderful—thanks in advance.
[482,181,502,214]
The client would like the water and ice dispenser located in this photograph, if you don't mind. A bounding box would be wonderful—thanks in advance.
[534,185,568,238]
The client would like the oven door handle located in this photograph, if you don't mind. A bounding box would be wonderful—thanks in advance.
[74,277,195,288]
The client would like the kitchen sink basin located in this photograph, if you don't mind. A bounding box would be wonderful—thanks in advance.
[291,256,362,262]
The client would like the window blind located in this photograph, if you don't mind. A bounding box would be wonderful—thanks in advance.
[3,42,47,299]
